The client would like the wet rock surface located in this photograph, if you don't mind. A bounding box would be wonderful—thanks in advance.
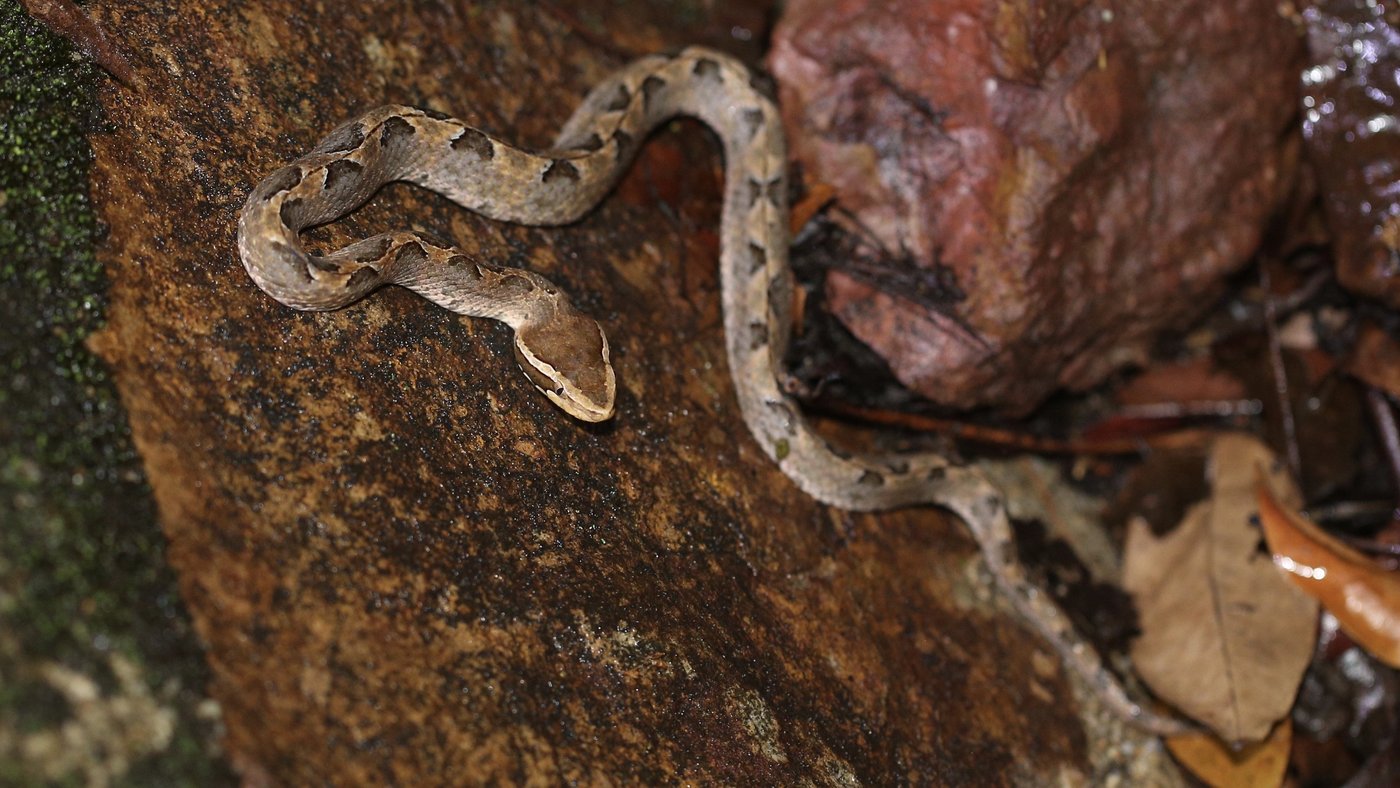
[1302,0,1400,308]
[770,0,1304,415]
[72,0,1173,781]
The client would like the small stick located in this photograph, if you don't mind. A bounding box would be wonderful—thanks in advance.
[1260,264,1303,479]
[813,399,1218,455]
[20,0,139,88]
[1367,387,1400,507]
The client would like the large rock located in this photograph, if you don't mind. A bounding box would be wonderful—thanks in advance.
[770,0,1304,414]
[78,0,1175,782]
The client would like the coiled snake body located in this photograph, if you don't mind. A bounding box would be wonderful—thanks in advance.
[239,47,1184,734]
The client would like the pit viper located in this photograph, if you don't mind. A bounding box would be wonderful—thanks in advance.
[237,46,1186,735]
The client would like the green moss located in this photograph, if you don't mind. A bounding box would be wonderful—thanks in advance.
[0,1,231,783]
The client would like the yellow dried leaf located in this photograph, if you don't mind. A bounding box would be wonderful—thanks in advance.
[1256,479,1400,667]
[1123,433,1318,742]
[1166,718,1291,788]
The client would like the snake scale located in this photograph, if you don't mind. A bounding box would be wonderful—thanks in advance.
[238,47,1187,735]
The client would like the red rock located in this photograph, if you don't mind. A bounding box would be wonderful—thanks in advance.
[769,0,1303,414]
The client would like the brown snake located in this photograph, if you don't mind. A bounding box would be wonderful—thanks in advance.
[238,47,1188,735]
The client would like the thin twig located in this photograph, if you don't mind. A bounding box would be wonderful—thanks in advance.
[811,399,1216,455]
[1259,264,1303,479]
[1367,387,1400,506]
[1276,268,1331,314]
[1307,499,1397,523]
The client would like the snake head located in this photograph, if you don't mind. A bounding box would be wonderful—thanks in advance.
[512,303,616,423]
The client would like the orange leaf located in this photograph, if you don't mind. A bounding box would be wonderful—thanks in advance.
[1256,478,1400,667]
[1167,718,1291,788]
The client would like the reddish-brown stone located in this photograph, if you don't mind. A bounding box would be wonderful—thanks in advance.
[770,0,1304,414]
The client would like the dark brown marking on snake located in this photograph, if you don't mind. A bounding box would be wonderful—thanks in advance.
[447,255,483,282]
[323,159,363,193]
[421,108,451,121]
[394,240,429,268]
[857,469,886,487]
[451,127,495,160]
[459,260,487,282]
[260,166,303,200]
[612,129,634,162]
[744,178,764,208]
[312,123,366,155]
[379,116,416,150]
[692,57,721,81]
[740,108,766,142]
[743,177,782,209]
[602,84,631,112]
[748,321,767,350]
[543,159,580,184]
[352,236,393,263]
[347,266,379,291]
[575,133,605,152]
[764,180,783,205]
[308,257,341,273]
[926,466,947,481]
[498,274,535,297]
[641,75,666,111]
[278,197,306,229]
[886,460,910,474]
[748,242,767,274]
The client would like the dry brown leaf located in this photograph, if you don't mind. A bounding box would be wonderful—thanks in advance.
[1123,433,1319,743]
[1256,480,1400,668]
[1166,718,1292,788]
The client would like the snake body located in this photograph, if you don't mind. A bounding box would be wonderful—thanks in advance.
[238,47,1185,734]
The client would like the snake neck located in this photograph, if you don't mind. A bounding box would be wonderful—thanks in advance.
[571,48,966,510]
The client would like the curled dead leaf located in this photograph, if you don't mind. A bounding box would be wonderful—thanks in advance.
[1123,433,1318,743]
[1256,479,1400,668]
[1166,718,1291,788]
